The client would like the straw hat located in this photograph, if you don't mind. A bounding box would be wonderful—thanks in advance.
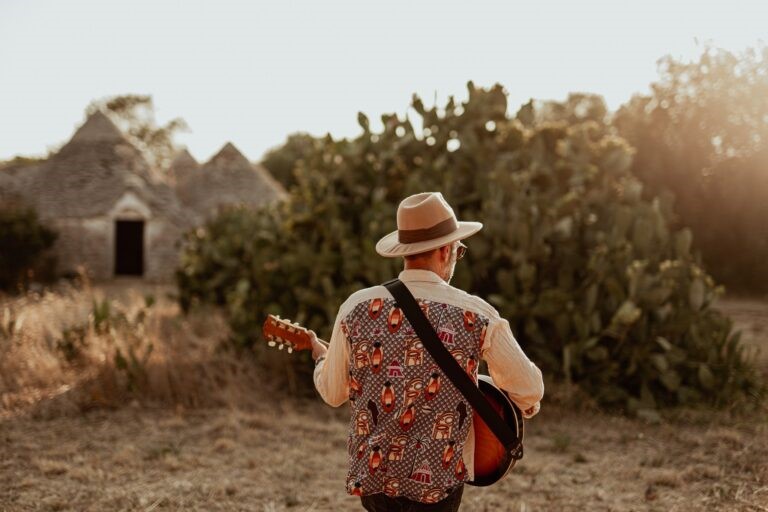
[375,192,482,258]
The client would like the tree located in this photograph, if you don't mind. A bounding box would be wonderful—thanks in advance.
[87,95,188,172]
[615,45,768,292]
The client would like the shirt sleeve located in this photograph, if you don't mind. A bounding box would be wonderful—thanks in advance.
[313,307,350,407]
[481,317,544,418]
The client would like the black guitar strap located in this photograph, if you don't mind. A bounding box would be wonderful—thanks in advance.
[383,278,520,452]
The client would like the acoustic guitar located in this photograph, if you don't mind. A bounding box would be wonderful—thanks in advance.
[262,314,524,486]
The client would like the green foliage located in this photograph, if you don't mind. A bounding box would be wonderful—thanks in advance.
[615,45,768,293]
[52,296,156,392]
[114,343,154,393]
[261,133,320,189]
[92,298,112,334]
[0,201,57,291]
[177,82,763,410]
[56,324,89,363]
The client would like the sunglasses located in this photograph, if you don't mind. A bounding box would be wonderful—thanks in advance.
[456,241,468,260]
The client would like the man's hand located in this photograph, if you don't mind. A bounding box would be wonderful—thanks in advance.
[522,403,540,419]
[308,330,328,361]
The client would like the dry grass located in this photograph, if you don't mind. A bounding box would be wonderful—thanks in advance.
[717,295,768,374]
[0,277,267,419]
[1,285,767,511]
[1,398,766,511]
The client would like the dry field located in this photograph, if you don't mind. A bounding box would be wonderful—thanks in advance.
[717,296,768,374]
[1,283,767,512]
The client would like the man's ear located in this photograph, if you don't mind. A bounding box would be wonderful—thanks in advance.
[439,244,452,263]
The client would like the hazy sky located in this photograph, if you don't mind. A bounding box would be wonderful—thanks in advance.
[0,0,765,163]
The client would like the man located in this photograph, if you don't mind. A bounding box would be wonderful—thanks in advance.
[310,192,543,511]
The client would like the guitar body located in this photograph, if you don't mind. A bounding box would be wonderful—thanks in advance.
[468,375,524,487]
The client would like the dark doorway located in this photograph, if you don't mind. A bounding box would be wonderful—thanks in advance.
[115,220,144,276]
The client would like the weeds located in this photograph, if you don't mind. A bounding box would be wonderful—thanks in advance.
[55,324,88,363]
[0,279,251,417]
[114,343,154,393]
[1,306,23,339]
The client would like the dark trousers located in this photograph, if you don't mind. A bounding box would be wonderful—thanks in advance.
[360,486,464,512]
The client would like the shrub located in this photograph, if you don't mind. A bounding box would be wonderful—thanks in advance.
[177,83,763,410]
[262,133,320,189]
[0,201,57,291]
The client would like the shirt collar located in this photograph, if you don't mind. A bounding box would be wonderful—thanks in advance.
[398,269,446,284]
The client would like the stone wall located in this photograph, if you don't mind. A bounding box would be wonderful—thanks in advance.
[50,218,112,279]
[44,191,186,282]
[145,219,184,282]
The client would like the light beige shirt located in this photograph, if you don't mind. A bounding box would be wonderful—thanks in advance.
[314,269,544,479]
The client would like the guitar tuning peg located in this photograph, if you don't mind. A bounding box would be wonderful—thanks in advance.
[287,346,293,354]
[278,344,284,350]
[267,341,276,347]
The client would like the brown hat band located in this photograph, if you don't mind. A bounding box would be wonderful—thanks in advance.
[397,217,458,244]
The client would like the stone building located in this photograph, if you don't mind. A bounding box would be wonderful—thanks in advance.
[168,148,201,186]
[0,111,286,281]
[176,142,285,220]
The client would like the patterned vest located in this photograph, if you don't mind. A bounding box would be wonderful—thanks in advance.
[343,296,489,503]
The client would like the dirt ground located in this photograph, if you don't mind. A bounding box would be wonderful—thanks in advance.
[2,399,767,512]
[1,291,767,512]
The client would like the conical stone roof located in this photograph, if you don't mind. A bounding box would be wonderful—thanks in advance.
[169,148,200,184]
[206,142,252,171]
[0,170,22,205]
[177,142,286,216]
[22,111,191,226]
[68,110,125,144]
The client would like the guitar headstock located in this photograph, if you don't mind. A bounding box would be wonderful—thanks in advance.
[262,314,313,353]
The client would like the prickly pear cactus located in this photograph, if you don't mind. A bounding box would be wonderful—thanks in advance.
[176,84,763,409]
